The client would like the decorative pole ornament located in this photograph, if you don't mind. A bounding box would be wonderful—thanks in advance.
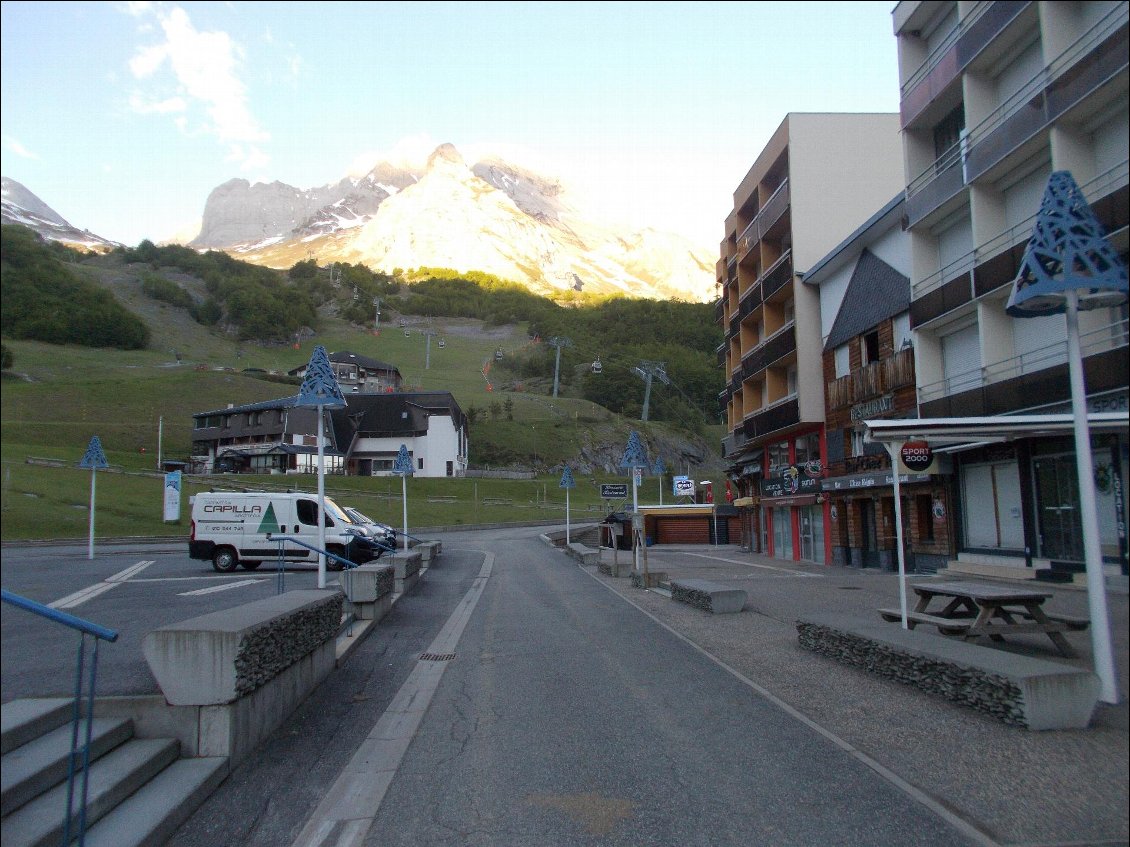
[1007,170,1128,705]
[79,436,109,560]
[392,444,414,551]
[619,431,649,574]
[559,465,576,544]
[297,345,346,588]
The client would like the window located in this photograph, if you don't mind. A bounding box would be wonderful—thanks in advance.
[786,365,798,396]
[834,344,850,378]
[851,428,866,458]
[417,457,424,471]
[933,104,965,162]
[942,322,981,393]
[446,461,454,477]
[861,331,880,365]
[893,312,912,350]
[297,499,335,528]
[767,441,790,475]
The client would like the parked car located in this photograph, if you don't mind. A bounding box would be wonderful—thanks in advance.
[343,506,397,552]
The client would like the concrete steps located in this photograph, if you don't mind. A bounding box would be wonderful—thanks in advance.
[0,699,228,847]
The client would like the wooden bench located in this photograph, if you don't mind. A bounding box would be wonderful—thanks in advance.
[427,496,457,504]
[878,608,972,636]
[670,579,746,614]
[999,606,1091,630]
[481,498,513,506]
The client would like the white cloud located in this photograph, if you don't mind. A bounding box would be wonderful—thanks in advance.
[3,135,38,160]
[127,5,269,170]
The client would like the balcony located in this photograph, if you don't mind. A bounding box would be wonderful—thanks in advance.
[736,179,791,254]
[740,397,801,441]
[906,7,1128,226]
[826,348,916,410]
[911,162,1128,326]
[740,322,796,380]
[901,2,1032,129]
[918,315,1128,414]
[759,250,793,301]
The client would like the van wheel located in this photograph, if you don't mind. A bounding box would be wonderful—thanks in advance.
[326,546,346,572]
[241,560,262,571]
[212,547,239,572]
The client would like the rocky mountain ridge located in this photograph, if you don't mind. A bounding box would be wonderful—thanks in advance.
[190,143,717,303]
[1,177,119,253]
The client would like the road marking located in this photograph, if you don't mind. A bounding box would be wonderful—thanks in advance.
[290,552,494,847]
[581,566,1000,847]
[49,560,155,609]
[680,551,823,576]
[178,580,262,596]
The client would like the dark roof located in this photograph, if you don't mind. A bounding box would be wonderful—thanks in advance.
[287,350,400,376]
[823,249,910,351]
[194,396,299,418]
[328,392,467,445]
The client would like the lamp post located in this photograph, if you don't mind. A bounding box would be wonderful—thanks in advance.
[392,444,414,552]
[560,465,576,544]
[79,436,109,560]
[1006,170,1127,705]
[620,431,648,575]
[296,346,347,589]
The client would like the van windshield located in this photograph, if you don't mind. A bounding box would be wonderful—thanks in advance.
[323,497,352,525]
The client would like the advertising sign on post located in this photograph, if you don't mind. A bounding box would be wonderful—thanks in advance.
[673,476,695,497]
[163,470,182,522]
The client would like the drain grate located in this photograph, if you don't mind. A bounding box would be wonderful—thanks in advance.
[419,652,456,662]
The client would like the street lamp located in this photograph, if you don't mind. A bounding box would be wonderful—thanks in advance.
[1006,170,1127,705]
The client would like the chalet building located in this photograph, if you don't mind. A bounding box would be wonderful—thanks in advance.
[893,0,1128,578]
[805,194,953,573]
[717,113,905,564]
[191,391,467,478]
[328,392,468,478]
[288,350,403,394]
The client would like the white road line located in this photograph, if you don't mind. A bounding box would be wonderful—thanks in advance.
[680,551,824,576]
[290,552,495,847]
[178,580,263,596]
[49,560,156,609]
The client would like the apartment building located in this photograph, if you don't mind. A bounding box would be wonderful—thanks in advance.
[892,0,1129,577]
[717,113,905,564]
[804,194,955,573]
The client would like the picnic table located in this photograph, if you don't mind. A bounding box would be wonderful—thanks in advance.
[878,580,1089,658]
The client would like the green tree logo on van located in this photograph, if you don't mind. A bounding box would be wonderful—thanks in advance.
[257,503,282,535]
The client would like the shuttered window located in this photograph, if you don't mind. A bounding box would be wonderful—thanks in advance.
[942,323,981,394]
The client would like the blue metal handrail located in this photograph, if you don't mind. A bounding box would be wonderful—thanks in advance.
[1,589,119,847]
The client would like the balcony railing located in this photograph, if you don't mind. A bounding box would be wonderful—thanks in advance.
[912,159,1128,304]
[736,179,790,254]
[918,315,1128,404]
[826,347,916,409]
[906,4,1127,225]
[900,2,1031,127]
[759,250,794,301]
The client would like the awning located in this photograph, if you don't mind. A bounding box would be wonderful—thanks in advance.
[863,412,1127,446]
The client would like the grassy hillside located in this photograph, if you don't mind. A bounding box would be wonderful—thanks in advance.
[1,233,726,541]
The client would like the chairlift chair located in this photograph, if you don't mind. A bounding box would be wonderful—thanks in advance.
[495,348,504,360]
[591,358,602,374]
[438,338,446,348]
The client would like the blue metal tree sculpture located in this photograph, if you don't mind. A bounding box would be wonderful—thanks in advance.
[79,436,109,559]
[297,345,346,587]
[1006,170,1127,705]
[392,445,414,551]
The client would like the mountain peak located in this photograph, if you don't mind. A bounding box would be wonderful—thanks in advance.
[427,143,466,169]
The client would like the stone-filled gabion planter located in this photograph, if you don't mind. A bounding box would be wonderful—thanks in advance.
[796,620,1026,727]
[670,582,716,612]
[233,593,343,698]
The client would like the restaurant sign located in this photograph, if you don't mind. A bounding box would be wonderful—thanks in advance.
[822,471,933,492]
[850,393,894,422]
[761,471,822,498]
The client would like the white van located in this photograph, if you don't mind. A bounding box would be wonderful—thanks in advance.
[189,491,376,573]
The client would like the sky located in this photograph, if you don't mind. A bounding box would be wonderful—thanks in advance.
[1,1,902,250]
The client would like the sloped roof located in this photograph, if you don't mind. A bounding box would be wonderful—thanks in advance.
[328,392,466,445]
[824,249,910,351]
[286,350,400,377]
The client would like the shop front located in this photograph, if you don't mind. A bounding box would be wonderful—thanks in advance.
[758,471,828,564]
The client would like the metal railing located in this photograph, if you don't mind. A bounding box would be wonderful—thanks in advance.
[918,315,1129,403]
[1,589,119,847]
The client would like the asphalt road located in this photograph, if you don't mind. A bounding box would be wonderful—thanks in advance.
[80,526,978,847]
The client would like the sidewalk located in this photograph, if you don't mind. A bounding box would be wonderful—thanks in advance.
[583,543,1129,847]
